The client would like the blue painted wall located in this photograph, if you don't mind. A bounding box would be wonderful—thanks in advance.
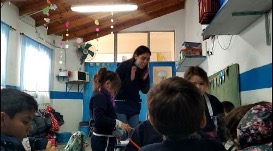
[240,63,272,91]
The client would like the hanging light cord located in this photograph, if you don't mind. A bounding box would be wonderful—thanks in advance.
[217,35,233,50]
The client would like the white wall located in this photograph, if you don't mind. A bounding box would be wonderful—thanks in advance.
[184,0,272,104]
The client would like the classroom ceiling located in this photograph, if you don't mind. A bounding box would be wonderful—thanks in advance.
[2,0,185,42]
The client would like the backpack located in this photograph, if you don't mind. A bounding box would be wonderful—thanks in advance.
[64,131,89,151]
[29,113,51,137]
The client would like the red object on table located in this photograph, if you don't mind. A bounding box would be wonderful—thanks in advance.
[48,138,57,147]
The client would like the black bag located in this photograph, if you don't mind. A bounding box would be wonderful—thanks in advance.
[29,114,52,136]
[52,110,64,126]
[29,137,48,151]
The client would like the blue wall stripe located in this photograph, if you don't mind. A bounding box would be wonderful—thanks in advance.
[50,91,83,99]
[239,63,272,91]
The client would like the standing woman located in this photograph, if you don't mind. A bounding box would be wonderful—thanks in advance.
[184,66,226,142]
[90,67,132,151]
[115,45,151,138]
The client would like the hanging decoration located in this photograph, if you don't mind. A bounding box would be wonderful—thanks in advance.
[76,38,83,44]
[41,0,58,30]
[94,19,99,25]
[111,11,114,34]
[96,27,100,32]
[59,49,63,64]
[94,19,100,50]
[60,41,64,48]
[65,40,69,49]
[210,66,230,89]
[94,19,99,37]
[64,21,70,48]
[42,6,50,15]
[65,21,70,37]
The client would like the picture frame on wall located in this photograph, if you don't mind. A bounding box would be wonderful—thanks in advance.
[149,62,176,87]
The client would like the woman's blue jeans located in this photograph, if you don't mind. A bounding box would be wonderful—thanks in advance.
[116,113,139,140]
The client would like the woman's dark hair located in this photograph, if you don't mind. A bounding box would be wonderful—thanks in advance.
[1,88,38,118]
[226,101,270,140]
[184,66,209,87]
[130,45,151,63]
[96,67,121,95]
[147,77,204,141]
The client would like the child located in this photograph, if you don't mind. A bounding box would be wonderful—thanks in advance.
[89,67,132,151]
[222,101,235,116]
[140,77,226,151]
[184,66,226,142]
[221,101,235,150]
[125,118,163,151]
[1,88,55,151]
[226,101,272,151]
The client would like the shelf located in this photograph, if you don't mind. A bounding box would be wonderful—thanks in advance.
[56,75,69,81]
[202,0,272,37]
[66,80,89,92]
[66,80,88,84]
[176,56,207,72]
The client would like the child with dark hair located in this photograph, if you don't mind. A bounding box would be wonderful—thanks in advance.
[221,101,235,150]
[1,88,55,151]
[226,101,272,151]
[125,118,163,151]
[140,77,226,151]
[222,101,235,116]
[115,45,151,139]
[89,67,132,151]
[184,66,226,142]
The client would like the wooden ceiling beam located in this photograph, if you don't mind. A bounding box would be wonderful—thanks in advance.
[83,3,183,41]
[62,0,182,40]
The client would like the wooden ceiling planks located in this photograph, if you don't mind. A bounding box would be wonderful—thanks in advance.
[6,0,185,42]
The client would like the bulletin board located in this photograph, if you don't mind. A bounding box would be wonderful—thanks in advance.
[209,64,241,107]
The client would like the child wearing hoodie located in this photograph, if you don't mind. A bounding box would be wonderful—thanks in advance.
[226,101,272,151]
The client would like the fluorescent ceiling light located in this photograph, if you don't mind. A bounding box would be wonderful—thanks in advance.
[71,4,138,13]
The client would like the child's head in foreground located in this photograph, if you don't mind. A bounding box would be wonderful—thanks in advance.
[1,88,38,140]
[147,77,206,142]
[222,101,235,116]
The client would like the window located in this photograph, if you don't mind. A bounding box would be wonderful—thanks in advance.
[88,34,115,62]
[1,21,10,88]
[20,35,53,104]
[117,32,148,62]
[150,32,175,61]
[85,31,175,63]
